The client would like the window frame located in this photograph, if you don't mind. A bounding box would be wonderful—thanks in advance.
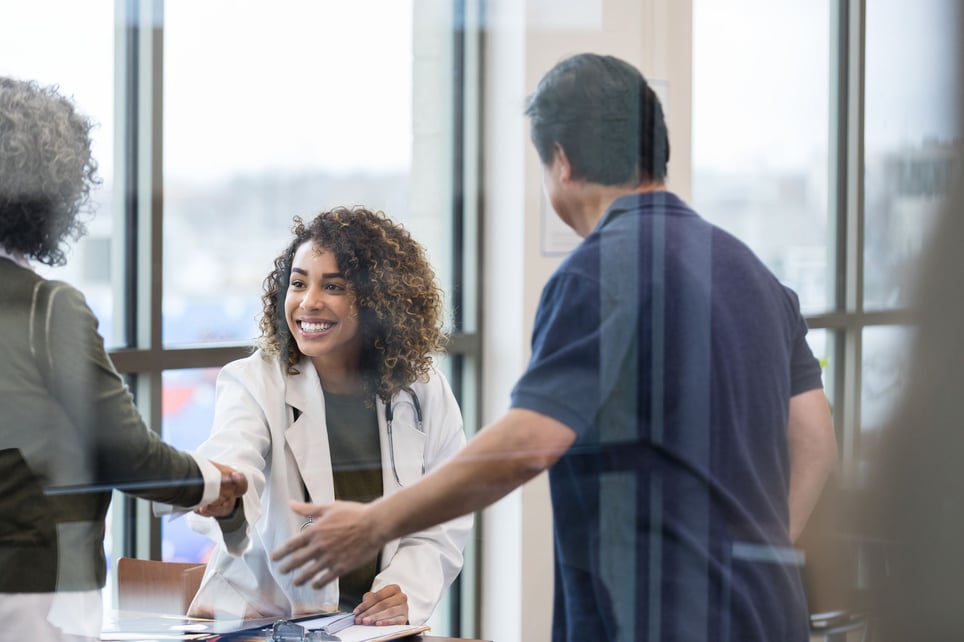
[109,0,482,634]
[807,0,918,485]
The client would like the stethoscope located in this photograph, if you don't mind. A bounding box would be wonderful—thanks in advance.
[301,388,424,531]
[385,388,425,488]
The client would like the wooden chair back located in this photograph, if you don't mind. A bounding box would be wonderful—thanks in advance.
[116,557,206,615]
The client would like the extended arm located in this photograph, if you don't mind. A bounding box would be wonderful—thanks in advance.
[45,283,244,507]
[787,388,838,542]
[273,408,576,588]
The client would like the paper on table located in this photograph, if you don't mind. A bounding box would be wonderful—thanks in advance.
[327,624,429,642]
[295,614,430,642]
[100,634,209,641]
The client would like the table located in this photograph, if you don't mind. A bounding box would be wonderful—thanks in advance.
[100,612,491,642]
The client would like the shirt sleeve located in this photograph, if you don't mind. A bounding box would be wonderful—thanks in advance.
[783,286,824,396]
[511,271,633,437]
[42,281,205,506]
[189,454,222,507]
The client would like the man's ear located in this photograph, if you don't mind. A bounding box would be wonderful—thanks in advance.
[552,144,572,183]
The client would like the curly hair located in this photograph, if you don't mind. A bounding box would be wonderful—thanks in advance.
[0,77,99,266]
[259,206,447,403]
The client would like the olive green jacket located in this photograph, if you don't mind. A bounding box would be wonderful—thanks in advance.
[0,258,204,593]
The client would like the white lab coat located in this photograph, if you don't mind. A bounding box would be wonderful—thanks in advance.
[186,350,472,625]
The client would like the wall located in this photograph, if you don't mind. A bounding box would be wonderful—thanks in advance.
[479,1,692,640]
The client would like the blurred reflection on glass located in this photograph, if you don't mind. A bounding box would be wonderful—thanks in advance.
[860,325,912,480]
[864,0,961,310]
[693,0,831,315]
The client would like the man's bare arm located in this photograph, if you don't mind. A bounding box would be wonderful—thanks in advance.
[273,408,576,587]
[787,388,838,542]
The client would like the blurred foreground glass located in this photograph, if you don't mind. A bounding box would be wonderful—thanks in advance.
[859,325,913,482]
[863,0,961,310]
[692,0,831,315]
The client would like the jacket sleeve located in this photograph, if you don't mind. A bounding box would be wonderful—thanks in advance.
[186,357,274,555]
[371,369,473,625]
[42,281,210,506]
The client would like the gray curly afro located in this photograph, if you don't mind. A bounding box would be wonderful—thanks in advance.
[0,77,99,266]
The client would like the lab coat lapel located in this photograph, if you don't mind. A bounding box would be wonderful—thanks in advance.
[284,359,336,505]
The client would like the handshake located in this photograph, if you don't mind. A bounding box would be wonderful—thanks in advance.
[197,461,249,518]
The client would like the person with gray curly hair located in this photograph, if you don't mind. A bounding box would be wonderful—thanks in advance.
[0,76,96,267]
[0,77,248,641]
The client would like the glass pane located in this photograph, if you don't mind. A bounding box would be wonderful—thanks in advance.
[161,368,220,562]
[692,0,832,315]
[0,0,119,344]
[858,324,913,485]
[162,0,435,347]
[861,324,912,440]
[863,0,961,310]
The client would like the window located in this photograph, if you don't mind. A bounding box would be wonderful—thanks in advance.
[863,0,960,311]
[162,0,418,347]
[161,368,219,562]
[3,0,479,635]
[693,0,960,483]
[693,0,832,316]
[0,0,119,342]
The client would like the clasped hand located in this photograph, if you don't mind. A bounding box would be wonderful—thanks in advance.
[195,461,248,518]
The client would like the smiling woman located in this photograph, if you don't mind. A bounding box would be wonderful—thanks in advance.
[261,207,447,402]
[284,244,363,389]
[184,206,471,627]
[153,10,472,629]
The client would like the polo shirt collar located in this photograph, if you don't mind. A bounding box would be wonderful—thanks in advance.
[596,190,689,233]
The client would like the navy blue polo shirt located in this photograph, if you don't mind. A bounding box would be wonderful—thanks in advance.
[511,191,823,642]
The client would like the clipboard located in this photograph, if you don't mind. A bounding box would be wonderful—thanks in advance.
[215,612,430,642]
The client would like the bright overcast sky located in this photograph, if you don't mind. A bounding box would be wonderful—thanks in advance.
[693,0,960,172]
[3,1,957,180]
[0,0,413,182]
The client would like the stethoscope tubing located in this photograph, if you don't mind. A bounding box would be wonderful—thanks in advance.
[301,388,425,531]
[385,388,424,487]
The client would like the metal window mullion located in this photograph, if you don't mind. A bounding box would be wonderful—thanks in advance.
[805,309,911,330]
[127,0,167,561]
[827,0,850,472]
[144,0,166,560]
[841,0,866,485]
[114,0,141,564]
[454,0,483,636]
